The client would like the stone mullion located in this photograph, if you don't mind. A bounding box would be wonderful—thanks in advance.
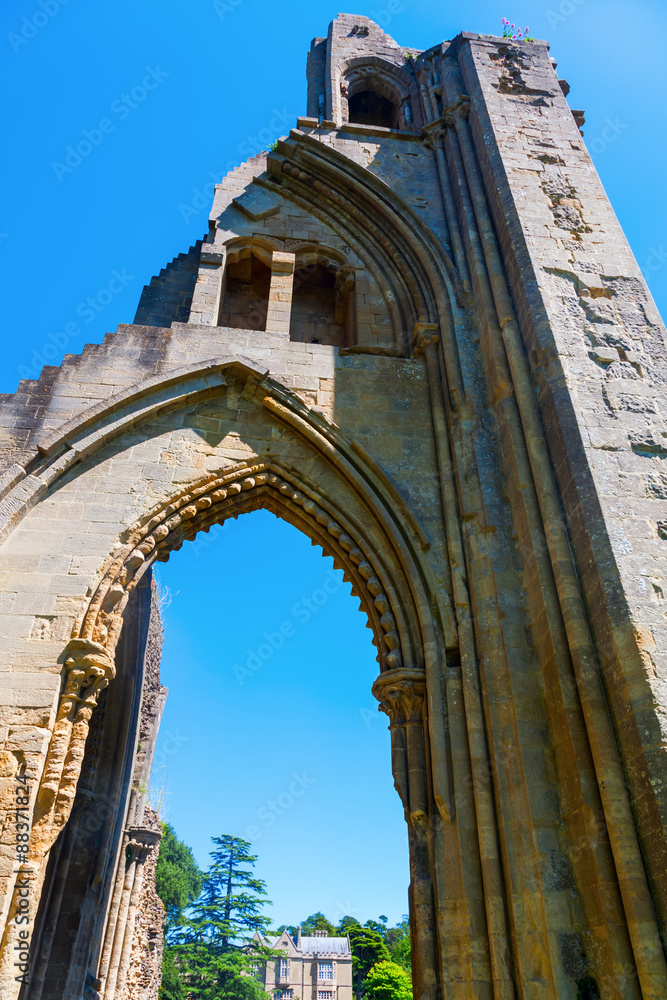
[413,327,515,999]
[279,145,434,322]
[445,67,667,995]
[270,172,409,346]
[187,246,225,326]
[279,157,411,309]
[266,251,296,334]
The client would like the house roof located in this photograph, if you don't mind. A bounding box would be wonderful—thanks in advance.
[256,929,352,958]
[297,936,351,957]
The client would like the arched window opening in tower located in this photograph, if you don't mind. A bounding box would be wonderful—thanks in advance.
[348,89,399,130]
[219,252,271,331]
[289,262,354,346]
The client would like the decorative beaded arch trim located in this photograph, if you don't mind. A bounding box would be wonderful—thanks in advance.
[80,462,405,673]
[23,460,413,878]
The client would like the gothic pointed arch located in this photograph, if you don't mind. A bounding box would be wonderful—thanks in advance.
[0,358,456,999]
[340,55,423,131]
[266,128,463,336]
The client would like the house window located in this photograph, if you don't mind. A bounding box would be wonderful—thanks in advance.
[318,962,334,981]
[275,991,293,1000]
[280,959,289,979]
[318,992,334,1000]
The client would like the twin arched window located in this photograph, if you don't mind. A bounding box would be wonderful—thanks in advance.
[218,245,354,346]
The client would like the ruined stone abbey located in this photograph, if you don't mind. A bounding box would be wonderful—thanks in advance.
[1,12,666,999]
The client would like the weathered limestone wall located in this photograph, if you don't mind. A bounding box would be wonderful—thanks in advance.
[134,242,204,329]
[118,585,166,1000]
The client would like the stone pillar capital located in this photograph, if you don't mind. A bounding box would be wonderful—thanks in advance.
[372,668,426,726]
[270,250,296,275]
[413,323,440,356]
[126,826,161,862]
[63,639,116,697]
[62,639,116,706]
[442,96,471,126]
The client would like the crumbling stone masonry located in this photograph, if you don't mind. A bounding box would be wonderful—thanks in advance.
[0,14,666,1000]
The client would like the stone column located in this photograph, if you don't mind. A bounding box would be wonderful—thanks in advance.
[187,246,226,325]
[372,668,437,1000]
[99,827,160,1000]
[266,251,295,334]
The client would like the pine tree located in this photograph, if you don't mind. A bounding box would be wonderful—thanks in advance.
[385,917,411,973]
[168,835,274,999]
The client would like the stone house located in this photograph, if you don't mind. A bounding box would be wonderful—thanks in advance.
[258,929,353,1000]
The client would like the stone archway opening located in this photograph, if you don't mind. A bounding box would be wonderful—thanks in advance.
[219,252,272,331]
[150,507,410,938]
[348,90,399,129]
[21,455,433,1000]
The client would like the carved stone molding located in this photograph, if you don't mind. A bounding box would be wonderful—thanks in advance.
[126,825,161,863]
[24,463,408,897]
[442,96,471,125]
[373,668,429,833]
[34,639,116,848]
[82,465,405,676]
[372,667,426,726]
[413,322,440,357]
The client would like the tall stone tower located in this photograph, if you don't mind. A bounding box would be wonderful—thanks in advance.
[0,14,665,999]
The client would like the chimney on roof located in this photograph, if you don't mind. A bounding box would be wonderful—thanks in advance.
[313,930,328,937]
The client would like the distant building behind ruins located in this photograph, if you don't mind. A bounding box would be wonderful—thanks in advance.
[258,928,353,1000]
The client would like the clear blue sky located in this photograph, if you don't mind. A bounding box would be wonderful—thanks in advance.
[2,0,666,928]
[153,512,409,927]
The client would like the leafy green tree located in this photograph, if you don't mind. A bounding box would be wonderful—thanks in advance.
[364,961,412,1000]
[363,916,388,939]
[385,917,411,973]
[336,915,361,937]
[191,835,272,947]
[156,823,203,932]
[301,912,337,936]
[166,947,267,1000]
[348,926,390,1000]
[156,824,202,999]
